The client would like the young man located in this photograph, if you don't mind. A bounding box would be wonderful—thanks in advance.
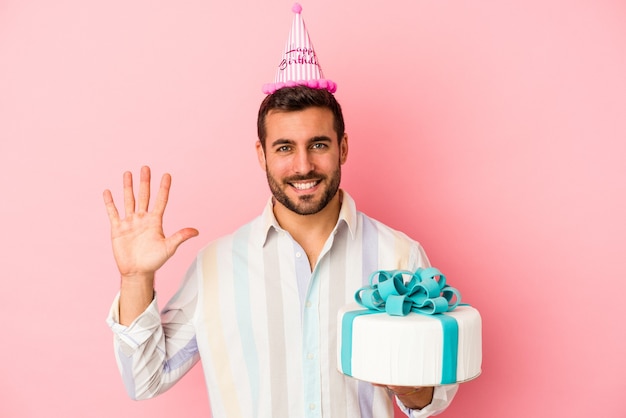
[104,86,458,417]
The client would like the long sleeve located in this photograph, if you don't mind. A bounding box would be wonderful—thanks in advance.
[396,385,459,417]
[105,262,201,400]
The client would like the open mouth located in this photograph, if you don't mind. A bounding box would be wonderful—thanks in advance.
[290,180,320,191]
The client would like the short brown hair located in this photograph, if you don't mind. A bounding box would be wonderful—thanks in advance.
[257,86,345,149]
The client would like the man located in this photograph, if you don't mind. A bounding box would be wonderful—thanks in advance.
[104,86,458,417]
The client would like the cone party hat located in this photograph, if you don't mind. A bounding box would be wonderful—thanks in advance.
[262,3,336,94]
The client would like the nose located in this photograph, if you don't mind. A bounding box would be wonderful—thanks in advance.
[293,148,314,174]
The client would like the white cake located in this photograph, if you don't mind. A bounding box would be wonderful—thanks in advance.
[337,303,482,386]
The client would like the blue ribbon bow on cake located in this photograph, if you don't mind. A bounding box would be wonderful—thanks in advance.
[355,267,461,316]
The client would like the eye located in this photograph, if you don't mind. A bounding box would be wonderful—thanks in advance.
[311,142,328,150]
[276,145,292,152]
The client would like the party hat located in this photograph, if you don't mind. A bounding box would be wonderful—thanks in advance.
[262,3,336,94]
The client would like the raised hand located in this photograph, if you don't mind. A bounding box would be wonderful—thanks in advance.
[103,166,199,324]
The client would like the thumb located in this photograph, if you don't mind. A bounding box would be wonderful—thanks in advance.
[166,227,200,255]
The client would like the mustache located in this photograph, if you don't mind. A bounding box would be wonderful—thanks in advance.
[284,172,326,183]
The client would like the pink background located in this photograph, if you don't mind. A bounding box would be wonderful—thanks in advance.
[1,0,625,417]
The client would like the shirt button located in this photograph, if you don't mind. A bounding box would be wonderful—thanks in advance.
[307,353,314,360]
[295,251,302,258]
[309,403,316,410]
[305,301,312,308]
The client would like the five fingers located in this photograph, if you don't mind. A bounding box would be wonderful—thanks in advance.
[103,167,194,239]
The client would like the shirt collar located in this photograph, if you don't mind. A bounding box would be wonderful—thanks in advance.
[258,189,358,247]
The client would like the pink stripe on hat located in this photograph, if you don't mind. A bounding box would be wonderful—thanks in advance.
[262,3,336,95]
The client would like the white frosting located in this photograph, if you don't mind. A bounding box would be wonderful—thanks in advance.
[337,304,482,386]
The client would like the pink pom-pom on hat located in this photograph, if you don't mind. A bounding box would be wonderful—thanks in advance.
[262,3,336,95]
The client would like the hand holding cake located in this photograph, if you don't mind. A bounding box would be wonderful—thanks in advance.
[381,385,435,411]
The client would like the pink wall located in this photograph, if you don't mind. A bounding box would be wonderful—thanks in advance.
[1,0,625,417]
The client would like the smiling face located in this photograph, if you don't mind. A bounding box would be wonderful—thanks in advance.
[257,106,348,216]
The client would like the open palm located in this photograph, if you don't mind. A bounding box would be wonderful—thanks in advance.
[103,166,199,279]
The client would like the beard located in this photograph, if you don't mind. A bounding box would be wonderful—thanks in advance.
[266,165,342,216]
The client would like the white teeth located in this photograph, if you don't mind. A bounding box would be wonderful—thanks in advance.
[293,181,317,190]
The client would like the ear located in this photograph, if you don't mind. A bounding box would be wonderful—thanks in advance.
[339,133,349,165]
[255,140,267,171]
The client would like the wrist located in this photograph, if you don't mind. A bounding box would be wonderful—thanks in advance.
[119,274,155,326]
[120,271,155,283]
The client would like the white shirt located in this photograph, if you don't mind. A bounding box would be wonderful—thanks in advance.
[107,191,458,417]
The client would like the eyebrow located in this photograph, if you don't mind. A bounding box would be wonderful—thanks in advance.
[269,136,333,148]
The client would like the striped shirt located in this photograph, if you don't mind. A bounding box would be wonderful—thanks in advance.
[107,191,458,417]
